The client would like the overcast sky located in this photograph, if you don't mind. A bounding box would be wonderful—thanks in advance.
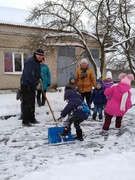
[0,0,44,9]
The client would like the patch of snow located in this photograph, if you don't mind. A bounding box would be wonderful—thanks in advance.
[0,88,135,180]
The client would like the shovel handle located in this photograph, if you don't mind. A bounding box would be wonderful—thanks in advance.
[41,89,57,126]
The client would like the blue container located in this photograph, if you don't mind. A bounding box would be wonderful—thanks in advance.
[48,126,75,144]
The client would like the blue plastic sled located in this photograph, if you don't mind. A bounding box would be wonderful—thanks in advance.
[48,126,75,144]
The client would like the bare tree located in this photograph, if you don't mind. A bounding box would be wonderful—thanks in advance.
[27,0,135,78]
[27,0,112,77]
[80,0,118,77]
[107,0,135,76]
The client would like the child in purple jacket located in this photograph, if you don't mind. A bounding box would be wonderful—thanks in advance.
[102,71,114,110]
[57,89,90,141]
[102,71,114,90]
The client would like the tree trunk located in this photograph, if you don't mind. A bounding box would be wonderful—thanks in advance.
[100,46,106,79]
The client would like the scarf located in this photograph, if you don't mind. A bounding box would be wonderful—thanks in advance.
[80,68,88,79]
[120,92,128,111]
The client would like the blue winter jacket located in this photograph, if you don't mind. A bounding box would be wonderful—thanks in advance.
[61,89,89,120]
[20,54,41,88]
[89,87,107,107]
[40,64,51,90]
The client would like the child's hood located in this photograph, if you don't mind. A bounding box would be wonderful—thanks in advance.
[64,89,82,101]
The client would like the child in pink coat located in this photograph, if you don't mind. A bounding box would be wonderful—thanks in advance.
[102,73,134,133]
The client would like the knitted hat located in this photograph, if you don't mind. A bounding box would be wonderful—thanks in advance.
[70,74,76,80]
[96,80,102,87]
[119,73,134,85]
[106,71,112,79]
[35,48,44,56]
[81,58,88,64]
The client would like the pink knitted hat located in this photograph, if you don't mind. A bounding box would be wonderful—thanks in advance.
[118,73,134,85]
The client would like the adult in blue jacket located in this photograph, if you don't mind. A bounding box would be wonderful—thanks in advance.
[20,49,44,126]
[37,58,51,106]
[57,89,90,141]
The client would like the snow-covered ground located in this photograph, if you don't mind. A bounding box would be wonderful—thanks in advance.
[0,88,135,180]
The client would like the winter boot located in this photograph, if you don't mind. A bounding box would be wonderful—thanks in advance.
[99,114,103,121]
[75,129,83,141]
[37,100,41,107]
[99,130,109,136]
[92,114,96,121]
[41,99,45,106]
[30,118,40,124]
[115,128,121,136]
[22,122,33,127]
[61,127,69,137]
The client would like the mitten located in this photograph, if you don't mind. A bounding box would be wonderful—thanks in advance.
[57,117,64,122]
[37,81,42,89]
[39,78,42,83]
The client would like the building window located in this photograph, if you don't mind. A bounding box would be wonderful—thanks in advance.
[4,52,13,72]
[58,46,75,57]
[90,49,100,59]
[14,53,22,72]
[4,52,29,73]
[83,48,100,60]
[83,48,100,68]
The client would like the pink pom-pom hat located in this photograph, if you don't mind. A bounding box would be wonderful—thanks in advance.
[118,73,134,85]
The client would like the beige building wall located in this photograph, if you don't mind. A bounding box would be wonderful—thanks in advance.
[0,24,58,89]
[0,24,101,90]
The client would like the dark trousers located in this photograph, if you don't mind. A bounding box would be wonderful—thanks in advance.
[21,85,36,124]
[37,89,46,106]
[62,115,84,140]
[20,101,23,112]
[64,115,84,131]
[81,92,91,107]
[103,113,122,130]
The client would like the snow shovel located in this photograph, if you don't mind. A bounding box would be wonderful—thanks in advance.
[48,126,75,145]
[41,89,75,145]
[41,88,57,125]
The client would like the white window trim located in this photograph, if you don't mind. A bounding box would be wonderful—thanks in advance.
[12,52,15,72]
[4,72,22,75]
[4,52,28,74]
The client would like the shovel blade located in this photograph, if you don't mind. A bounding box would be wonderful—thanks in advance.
[48,126,75,144]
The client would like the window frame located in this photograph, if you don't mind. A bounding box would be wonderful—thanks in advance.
[4,52,28,74]
[90,48,100,59]
[83,48,100,60]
